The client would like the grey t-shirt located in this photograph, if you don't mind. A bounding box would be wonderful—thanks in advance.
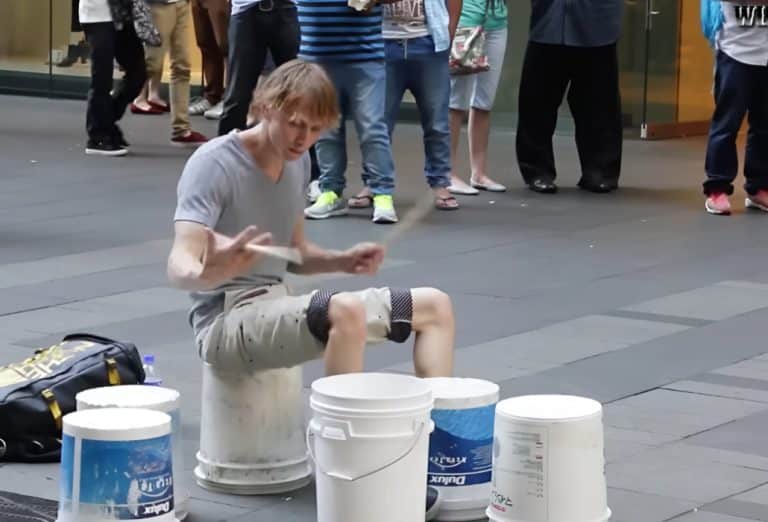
[173,132,310,342]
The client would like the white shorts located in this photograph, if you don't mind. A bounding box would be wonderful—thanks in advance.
[449,27,508,111]
[200,285,398,372]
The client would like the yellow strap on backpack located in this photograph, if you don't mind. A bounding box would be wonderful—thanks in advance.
[41,389,62,431]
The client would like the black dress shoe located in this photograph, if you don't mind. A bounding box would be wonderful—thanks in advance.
[528,178,557,193]
[578,180,616,193]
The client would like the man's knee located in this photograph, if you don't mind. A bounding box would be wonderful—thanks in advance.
[307,290,367,344]
[412,287,453,324]
[328,293,367,338]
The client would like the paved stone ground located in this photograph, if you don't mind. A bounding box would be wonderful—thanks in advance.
[1,94,767,522]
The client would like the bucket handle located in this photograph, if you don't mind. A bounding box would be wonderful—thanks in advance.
[306,419,427,482]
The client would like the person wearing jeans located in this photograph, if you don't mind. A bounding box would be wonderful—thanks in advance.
[135,0,209,146]
[351,0,461,211]
[300,0,399,224]
[80,0,147,156]
[189,0,229,119]
[702,2,768,215]
[218,0,300,135]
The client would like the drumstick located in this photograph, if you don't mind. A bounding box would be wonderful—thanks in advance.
[381,192,435,247]
[245,243,304,264]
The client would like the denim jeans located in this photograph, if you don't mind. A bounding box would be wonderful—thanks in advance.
[704,50,768,196]
[218,0,299,135]
[316,60,396,196]
[383,35,451,188]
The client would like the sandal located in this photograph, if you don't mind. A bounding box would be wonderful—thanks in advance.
[348,193,373,208]
[435,195,459,210]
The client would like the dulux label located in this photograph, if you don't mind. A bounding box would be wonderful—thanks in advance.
[61,433,174,519]
[428,404,495,487]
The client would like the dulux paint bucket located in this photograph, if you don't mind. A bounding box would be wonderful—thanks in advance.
[308,373,434,522]
[76,385,189,520]
[195,363,312,494]
[57,407,176,522]
[487,395,611,522]
[425,377,499,521]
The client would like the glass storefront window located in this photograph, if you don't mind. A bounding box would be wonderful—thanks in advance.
[0,0,203,99]
[0,0,715,139]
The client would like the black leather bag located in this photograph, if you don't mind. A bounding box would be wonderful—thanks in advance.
[0,333,145,463]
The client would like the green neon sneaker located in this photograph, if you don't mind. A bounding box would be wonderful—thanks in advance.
[372,194,398,224]
[304,191,348,219]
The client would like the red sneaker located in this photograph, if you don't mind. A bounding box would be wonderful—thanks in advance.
[705,193,731,215]
[171,130,208,147]
[746,190,768,212]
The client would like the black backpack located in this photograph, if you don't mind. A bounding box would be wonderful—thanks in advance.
[0,333,145,462]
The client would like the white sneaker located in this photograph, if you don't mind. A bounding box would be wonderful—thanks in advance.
[204,101,224,120]
[306,180,322,202]
[189,97,212,116]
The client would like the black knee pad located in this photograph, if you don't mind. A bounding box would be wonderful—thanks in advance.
[306,288,413,345]
[387,288,413,343]
[307,289,337,344]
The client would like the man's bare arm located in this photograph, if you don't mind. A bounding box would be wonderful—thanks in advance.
[167,221,209,291]
[167,221,271,291]
[447,0,462,41]
[288,217,345,274]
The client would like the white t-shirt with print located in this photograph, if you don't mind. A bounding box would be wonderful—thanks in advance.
[383,0,430,40]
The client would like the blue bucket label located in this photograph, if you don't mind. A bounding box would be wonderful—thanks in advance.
[428,404,495,487]
[63,433,175,519]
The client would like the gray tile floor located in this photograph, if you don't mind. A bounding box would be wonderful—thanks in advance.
[1,94,768,521]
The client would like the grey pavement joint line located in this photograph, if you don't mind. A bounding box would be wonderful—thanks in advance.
[603,309,714,327]
[685,373,768,393]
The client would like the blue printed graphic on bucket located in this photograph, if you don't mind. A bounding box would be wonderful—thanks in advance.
[60,434,75,504]
[78,434,174,519]
[428,405,495,487]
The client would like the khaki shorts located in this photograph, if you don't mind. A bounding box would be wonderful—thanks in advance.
[200,285,397,372]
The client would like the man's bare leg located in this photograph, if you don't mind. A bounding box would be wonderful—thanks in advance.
[324,293,367,375]
[411,287,455,377]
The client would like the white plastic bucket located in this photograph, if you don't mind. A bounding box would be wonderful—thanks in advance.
[195,362,312,494]
[487,395,611,522]
[425,377,499,521]
[57,407,176,522]
[75,385,189,520]
[308,372,434,522]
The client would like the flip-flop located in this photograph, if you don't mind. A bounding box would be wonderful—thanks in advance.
[435,195,459,210]
[348,194,373,208]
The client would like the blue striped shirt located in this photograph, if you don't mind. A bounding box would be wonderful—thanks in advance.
[297,0,385,62]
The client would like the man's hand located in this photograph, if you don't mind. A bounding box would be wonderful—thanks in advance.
[197,226,273,287]
[337,242,385,275]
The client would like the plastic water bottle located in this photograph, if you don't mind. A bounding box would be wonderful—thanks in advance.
[142,354,163,386]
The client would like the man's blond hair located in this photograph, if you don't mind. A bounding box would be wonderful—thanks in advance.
[248,59,339,128]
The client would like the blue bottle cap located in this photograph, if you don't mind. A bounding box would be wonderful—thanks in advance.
[143,354,155,364]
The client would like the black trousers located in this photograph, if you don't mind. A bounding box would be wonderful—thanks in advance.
[82,22,147,142]
[704,50,768,196]
[71,0,82,31]
[218,1,300,135]
[516,41,623,186]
